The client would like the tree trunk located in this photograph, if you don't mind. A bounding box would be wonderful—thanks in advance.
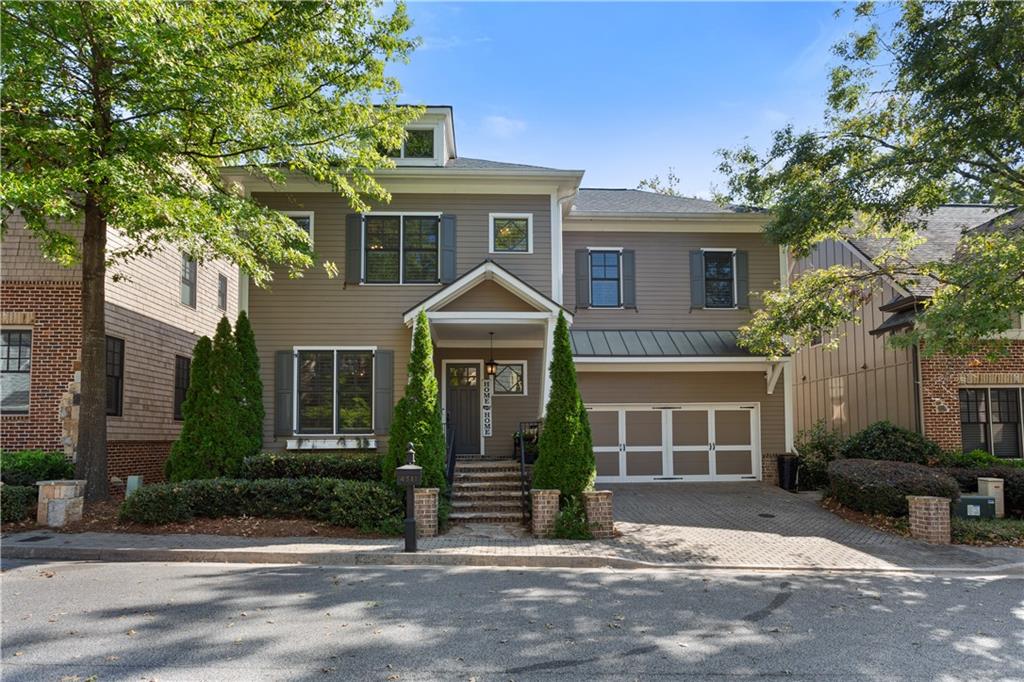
[75,194,109,501]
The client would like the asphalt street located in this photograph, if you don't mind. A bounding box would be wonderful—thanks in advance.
[1,559,1021,681]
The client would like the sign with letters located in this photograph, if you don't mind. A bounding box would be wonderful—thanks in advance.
[482,378,493,438]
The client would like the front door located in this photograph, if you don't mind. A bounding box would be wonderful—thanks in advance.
[446,363,481,455]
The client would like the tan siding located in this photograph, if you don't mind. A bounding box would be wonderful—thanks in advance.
[248,192,552,448]
[577,371,786,453]
[439,280,540,312]
[1,217,82,282]
[791,239,917,438]
[562,231,780,330]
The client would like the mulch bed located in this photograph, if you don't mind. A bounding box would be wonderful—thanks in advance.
[1,501,386,539]
[820,496,912,537]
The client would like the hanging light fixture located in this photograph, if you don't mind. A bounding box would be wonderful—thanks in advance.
[485,331,498,377]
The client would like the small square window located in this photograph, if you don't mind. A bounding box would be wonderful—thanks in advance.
[285,212,314,245]
[217,274,228,311]
[404,129,434,158]
[494,363,525,395]
[490,215,532,253]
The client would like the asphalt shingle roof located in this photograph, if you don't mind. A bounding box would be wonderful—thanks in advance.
[572,188,744,215]
[570,330,755,357]
[444,157,571,171]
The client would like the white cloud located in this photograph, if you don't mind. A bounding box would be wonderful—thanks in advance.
[482,115,527,138]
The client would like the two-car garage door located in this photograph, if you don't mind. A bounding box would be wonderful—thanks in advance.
[589,403,761,482]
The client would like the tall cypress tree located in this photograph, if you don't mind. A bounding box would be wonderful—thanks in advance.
[208,316,245,475]
[532,312,595,498]
[382,310,446,490]
[166,336,216,481]
[234,311,264,458]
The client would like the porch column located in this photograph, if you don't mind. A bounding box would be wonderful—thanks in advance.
[539,316,555,416]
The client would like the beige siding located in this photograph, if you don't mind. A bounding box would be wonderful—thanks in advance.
[248,192,552,448]
[562,231,780,330]
[1,217,82,282]
[791,239,918,438]
[578,371,786,454]
[439,280,540,312]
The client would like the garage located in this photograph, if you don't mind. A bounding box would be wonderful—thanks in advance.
[589,403,761,482]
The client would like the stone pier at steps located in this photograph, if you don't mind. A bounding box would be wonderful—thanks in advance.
[449,458,526,524]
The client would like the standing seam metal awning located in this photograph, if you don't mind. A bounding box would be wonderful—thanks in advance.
[570,330,754,357]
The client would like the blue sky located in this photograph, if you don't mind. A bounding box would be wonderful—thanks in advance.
[388,1,859,197]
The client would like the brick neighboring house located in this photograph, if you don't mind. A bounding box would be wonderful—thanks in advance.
[792,206,1024,459]
[1,214,238,488]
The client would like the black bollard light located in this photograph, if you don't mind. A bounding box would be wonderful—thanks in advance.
[395,441,423,552]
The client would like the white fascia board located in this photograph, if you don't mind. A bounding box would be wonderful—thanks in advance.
[575,360,774,373]
[564,215,768,233]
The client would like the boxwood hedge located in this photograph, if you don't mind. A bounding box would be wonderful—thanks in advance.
[838,421,942,465]
[828,458,960,517]
[119,478,402,532]
[0,449,74,486]
[238,452,381,482]
[1,484,37,522]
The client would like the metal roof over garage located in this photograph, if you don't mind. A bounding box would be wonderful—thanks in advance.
[570,330,754,357]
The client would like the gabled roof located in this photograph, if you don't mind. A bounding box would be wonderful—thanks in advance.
[570,330,755,357]
[444,157,571,172]
[571,188,758,216]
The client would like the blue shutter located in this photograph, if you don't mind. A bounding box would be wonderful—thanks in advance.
[735,250,749,308]
[575,249,590,309]
[621,250,636,308]
[274,350,293,436]
[374,350,394,434]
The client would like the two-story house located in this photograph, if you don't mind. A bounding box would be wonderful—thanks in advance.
[792,206,1024,459]
[224,106,794,489]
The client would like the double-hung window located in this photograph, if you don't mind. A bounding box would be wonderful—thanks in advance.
[173,355,191,420]
[106,336,124,417]
[296,349,374,434]
[1,329,32,415]
[960,387,1023,458]
[217,274,228,311]
[180,254,197,308]
[284,211,314,245]
[703,250,736,308]
[363,215,440,284]
[590,250,621,308]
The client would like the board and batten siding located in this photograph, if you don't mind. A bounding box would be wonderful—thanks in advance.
[249,192,552,448]
[791,239,919,438]
[562,231,780,330]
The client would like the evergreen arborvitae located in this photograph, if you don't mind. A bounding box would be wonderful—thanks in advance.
[208,316,246,475]
[382,310,446,491]
[234,311,264,458]
[532,311,595,498]
[166,336,216,481]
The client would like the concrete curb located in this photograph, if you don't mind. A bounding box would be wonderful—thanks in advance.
[4,544,1022,576]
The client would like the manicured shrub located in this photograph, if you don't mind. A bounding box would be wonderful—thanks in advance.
[0,449,74,486]
[936,449,1024,469]
[827,458,960,517]
[383,310,446,491]
[944,466,1024,518]
[118,478,402,532]
[552,495,591,540]
[794,420,845,489]
[165,336,218,481]
[840,421,942,465]
[239,452,382,481]
[1,485,38,522]
[533,312,595,498]
[234,311,265,459]
[951,517,1024,546]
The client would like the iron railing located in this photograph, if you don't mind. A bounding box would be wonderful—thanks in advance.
[444,412,457,495]
[516,420,542,520]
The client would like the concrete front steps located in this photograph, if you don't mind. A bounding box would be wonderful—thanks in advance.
[449,458,526,524]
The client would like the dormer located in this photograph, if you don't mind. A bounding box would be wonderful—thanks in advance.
[388,106,456,167]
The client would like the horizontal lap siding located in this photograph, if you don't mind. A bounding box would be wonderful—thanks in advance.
[577,372,786,453]
[562,231,779,329]
[249,192,552,449]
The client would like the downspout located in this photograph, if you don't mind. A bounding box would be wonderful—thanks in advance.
[912,342,924,435]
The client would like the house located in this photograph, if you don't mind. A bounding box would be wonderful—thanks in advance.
[792,205,1024,459]
[0,214,238,488]
[222,106,794,493]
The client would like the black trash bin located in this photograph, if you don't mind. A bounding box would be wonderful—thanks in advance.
[777,454,798,491]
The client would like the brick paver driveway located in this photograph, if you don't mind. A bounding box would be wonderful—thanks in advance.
[605,482,1024,571]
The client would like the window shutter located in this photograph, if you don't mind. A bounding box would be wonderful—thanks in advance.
[575,249,590,309]
[440,214,457,284]
[621,250,636,308]
[374,350,394,434]
[274,350,294,436]
[735,250,749,308]
[689,250,705,308]
[345,214,362,285]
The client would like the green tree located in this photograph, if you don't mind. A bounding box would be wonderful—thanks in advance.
[1,1,420,500]
[717,1,1024,360]
[533,312,595,498]
[382,310,446,491]
[208,317,246,475]
[637,167,682,197]
[234,311,264,458]
[165,336,216,482]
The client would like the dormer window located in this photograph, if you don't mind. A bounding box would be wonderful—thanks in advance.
[404,129,434,158]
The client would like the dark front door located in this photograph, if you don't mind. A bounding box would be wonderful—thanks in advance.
[446,363,481,455]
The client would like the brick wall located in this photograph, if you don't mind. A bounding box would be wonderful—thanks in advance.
[107,440,172,492]
[0,282,82,452]
[919,341,1024,451]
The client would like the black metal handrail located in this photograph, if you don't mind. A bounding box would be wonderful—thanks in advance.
[444,411,457,495]
[516,420,542,521]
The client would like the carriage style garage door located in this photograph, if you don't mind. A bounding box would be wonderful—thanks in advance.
[589,403,761,482]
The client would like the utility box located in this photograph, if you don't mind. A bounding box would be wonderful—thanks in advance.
[953,495,996,520]
[977,478,1005,518]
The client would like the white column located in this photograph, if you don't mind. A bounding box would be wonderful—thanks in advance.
[539,317,555,417]
[783,358,795,451]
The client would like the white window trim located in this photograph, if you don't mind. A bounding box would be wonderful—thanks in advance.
[389,125,442,166]
[0,326,33,416]
[488,213,533,254]
[179,254,198,309]
[701,247,738,310]
[283,210,315,246]
[360,213,443,286]
[292,346,377,437]
[587,247,624,310]
[493,360,528,396]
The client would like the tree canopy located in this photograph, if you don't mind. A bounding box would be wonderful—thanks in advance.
[717,0,1023,359]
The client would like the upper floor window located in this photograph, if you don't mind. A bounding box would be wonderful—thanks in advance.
[590,250,621,308]
[106,335,124,417]
[173,355,190,420]
[284,211,314,245]
[1,329,31,415]
[703,250,736,309]
[364,215,439,284]
[217,274,228,311]
[490,214,532,254]
[295,348,374,434]
[180,254,197,308]
[383,128,435,160]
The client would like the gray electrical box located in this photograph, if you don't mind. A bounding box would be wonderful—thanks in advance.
[953,495,996,520]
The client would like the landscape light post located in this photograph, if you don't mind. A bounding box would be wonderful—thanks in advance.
[395,442,423,552]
